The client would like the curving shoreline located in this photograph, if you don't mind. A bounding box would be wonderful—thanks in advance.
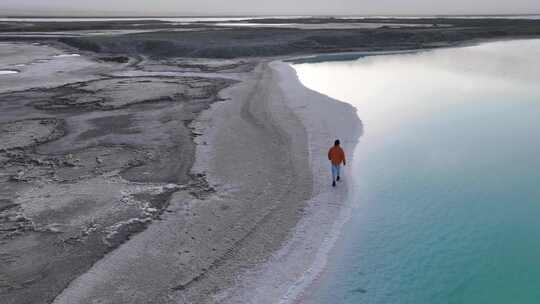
[271,61,362,304]
[211,61,362,303]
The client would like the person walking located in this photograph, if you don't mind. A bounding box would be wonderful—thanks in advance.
[328,139,346,187]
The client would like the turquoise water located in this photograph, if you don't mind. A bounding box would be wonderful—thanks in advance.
[293,40,540,304]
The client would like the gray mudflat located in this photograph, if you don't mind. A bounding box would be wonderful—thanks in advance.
[0,42,236,304]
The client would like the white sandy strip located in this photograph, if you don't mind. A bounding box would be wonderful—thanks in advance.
[0,70,19,75]
[215,61,362,303]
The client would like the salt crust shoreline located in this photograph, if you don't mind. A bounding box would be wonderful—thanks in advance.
[213,61,362,303]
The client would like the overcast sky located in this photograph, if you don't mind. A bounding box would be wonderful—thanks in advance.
[2,0,540,16]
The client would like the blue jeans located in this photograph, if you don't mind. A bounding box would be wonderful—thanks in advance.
[331,164,341,181]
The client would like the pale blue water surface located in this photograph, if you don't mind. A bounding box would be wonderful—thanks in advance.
[293,39,540,304]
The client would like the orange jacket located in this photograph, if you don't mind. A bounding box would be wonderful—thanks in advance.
[328,146,346,166]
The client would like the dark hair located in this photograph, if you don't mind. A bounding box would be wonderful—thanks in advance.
[334,139,340,146]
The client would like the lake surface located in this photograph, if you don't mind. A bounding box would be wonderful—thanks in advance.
[293,39,540,304]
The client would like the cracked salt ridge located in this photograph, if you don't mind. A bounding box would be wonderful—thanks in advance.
[23,181,182,252]
[0,70,19,75]
[1,53,82,75]
[53,54,81,58]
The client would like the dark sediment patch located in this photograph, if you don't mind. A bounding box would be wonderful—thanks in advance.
[77,114,139,140]
[0,19,200,33]
[98,55,130,63]
[351,287,367,294]
[141,59,259,73]
[52,20,540,59]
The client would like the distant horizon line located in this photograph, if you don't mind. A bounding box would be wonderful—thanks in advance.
[2,13,540,18]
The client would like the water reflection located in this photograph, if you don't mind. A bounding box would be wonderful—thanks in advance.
[293,39,540,304]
